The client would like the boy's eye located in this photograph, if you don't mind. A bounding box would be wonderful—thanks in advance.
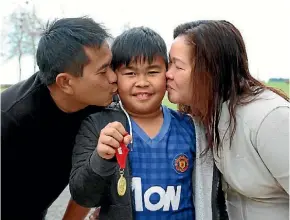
[123,72,136,76]
[148,71,159,74]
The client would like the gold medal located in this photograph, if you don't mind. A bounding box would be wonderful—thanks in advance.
[115,136,129,197]
[117,170,126,196]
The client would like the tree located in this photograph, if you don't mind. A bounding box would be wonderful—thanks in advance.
[22,4,44,72]
[3,2,44,81]
[6,11,27,81]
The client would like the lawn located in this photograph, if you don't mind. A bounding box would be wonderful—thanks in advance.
[266,82,289,95]
[162,95,177,110]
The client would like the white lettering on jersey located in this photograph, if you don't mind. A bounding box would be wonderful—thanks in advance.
[132,177,181,212]
[132,177,143,211]
[162,185,181,211]
[144,186,166,211]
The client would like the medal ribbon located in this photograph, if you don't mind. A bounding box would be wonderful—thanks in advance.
[115,133,129,169]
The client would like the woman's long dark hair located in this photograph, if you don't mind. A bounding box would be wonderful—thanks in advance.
[174,20,289,152]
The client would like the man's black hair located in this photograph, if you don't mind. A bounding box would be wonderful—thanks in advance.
[36,16,111,85]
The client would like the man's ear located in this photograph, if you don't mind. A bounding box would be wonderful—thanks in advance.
[55,73,74,95]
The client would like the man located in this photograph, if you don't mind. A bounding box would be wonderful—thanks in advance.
[1,17,117,219]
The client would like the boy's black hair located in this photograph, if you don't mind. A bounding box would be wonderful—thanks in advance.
[36,16,111,85]
[111,27,168,70]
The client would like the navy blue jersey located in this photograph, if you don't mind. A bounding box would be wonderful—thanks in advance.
[128,106,196,220]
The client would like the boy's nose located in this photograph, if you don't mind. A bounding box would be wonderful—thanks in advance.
[136,75,150,87]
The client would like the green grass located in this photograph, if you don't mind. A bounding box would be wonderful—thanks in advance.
[266,82,289,95]
[162,95,177,110]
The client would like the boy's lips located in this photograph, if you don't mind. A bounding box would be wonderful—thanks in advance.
[132,92,153,101]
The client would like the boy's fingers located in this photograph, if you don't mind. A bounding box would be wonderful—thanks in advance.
[108,122,127,136]
[101,127,123,143]
[99,135,120,149]
[123,135,132,145]
[98,144,116,156]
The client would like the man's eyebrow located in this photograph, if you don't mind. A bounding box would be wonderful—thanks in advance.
[96,62,111,72]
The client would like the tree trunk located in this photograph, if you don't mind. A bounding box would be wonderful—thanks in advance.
[18,28,23,82]
[32,37,36,72]
[18,53,22,81]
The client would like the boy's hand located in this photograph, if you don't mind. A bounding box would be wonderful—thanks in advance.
[97,122,131,159]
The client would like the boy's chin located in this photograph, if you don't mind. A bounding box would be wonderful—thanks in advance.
[129,104,162,115]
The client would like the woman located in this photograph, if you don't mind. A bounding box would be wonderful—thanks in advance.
[166,20,289,220]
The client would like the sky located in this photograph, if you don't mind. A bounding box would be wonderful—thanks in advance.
[0,0,289,84]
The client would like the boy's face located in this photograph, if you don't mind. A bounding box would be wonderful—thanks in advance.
[116,56,167,115]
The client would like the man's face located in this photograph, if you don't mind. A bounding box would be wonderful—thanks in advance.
[116,56,167,115]
[71,42,118,107]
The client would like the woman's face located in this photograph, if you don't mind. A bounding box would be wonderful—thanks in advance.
[166,35,194,106]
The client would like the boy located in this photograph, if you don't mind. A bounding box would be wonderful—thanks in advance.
[69,27,196,220]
